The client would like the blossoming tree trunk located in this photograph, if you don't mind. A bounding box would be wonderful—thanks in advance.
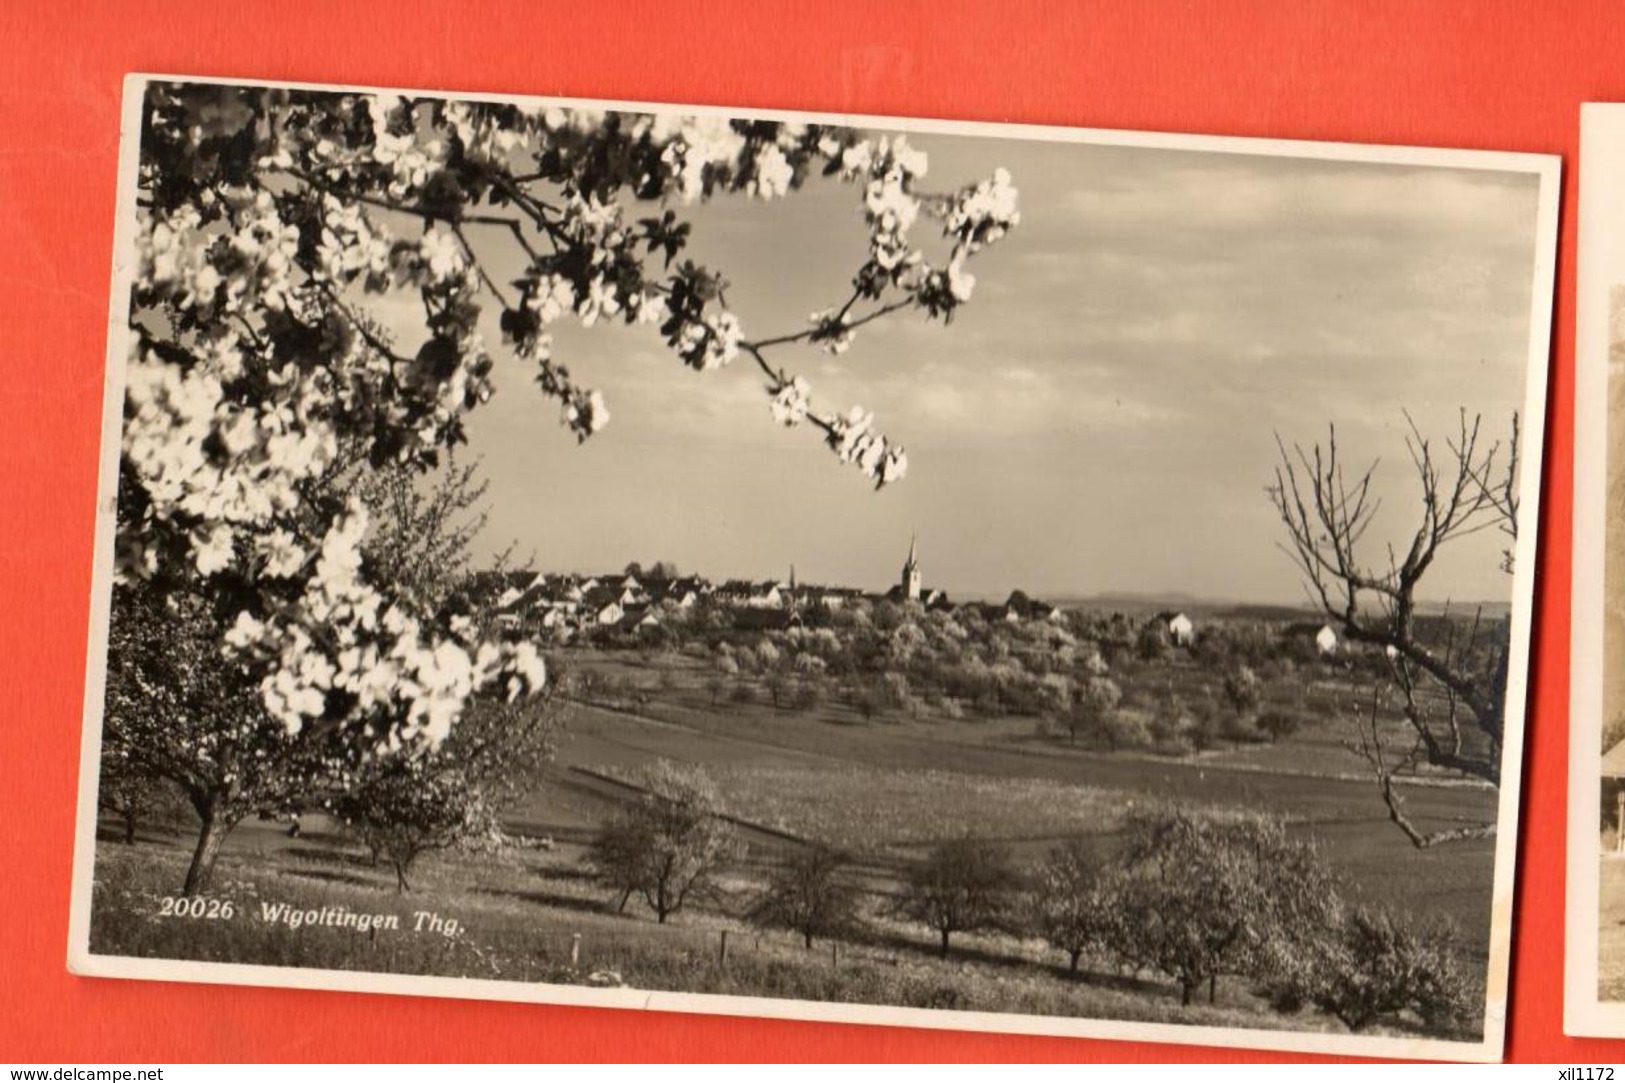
[182,804,233,896]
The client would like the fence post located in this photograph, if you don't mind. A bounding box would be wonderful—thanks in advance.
[570,933,581,968]
[831,941,839,967]
[719,929,729,967]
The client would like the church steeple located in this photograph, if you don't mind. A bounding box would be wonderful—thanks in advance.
[901,531,922,601]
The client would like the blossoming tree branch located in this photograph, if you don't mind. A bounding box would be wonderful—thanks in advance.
[121,84,1020,766]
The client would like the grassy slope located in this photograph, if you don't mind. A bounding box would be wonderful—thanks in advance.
[87,645,1494,1040]
[89,821,1456,1041]
[547,681,1497,966]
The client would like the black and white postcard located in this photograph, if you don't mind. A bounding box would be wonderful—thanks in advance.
[70,75,1558,1060]
[1567,103,1625,1038]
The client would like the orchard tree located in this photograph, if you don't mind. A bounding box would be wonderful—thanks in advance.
[112,80,1019,838]
[1030,838,1109,974]
[1137,622,1172,662]
[1037,672,1075,732]
[766,670,791,710]
[349,454,516,619]
[898,835,1014,958]
[588,760,743,923]
[331,458,560,892]
[1261,904,1473,1035]
[336,751,496,891]
[103,581,359,894]
[1103,807,1340,1006]
[105,449,534,895]
[1066,675,1122,746]
[335,695,558,891]
[1221,665,1261,719]
[97,730,180,845]
[1256,709,1301,744]
[1269,411,1518,846]
[749,843,861,949]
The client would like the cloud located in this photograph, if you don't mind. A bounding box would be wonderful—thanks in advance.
[454,127,1543,605]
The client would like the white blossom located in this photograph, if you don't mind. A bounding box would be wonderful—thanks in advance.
[749,144,794,199]
[257,528,307,578]
[769,376,812,427]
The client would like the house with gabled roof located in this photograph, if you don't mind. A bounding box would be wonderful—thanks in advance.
[747,582,783,608]
[1153,610,1195,646]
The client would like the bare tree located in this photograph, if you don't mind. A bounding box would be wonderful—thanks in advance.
[1346,683,1497,848]
[1268,411,1517,847]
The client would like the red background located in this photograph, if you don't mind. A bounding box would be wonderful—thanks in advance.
[0,0,1608,1062]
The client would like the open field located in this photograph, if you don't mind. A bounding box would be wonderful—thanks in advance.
[544,661,1498,966]
[567,646,1496,785]
[90,638,1496,1039]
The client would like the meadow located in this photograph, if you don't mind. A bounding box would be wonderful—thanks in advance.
[89,620,1498,1041]
[550,650,1499,961]
[89,809,1463,1040]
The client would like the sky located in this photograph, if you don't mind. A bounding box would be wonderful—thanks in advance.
[412,121,1545,605]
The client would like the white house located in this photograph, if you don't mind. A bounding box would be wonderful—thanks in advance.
[593,602,625,626]
[748,584,783,609]
[1315,624,1339,656]
[1163,612,1195,646]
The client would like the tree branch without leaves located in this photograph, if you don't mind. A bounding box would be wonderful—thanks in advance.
[1269,410,1518,845]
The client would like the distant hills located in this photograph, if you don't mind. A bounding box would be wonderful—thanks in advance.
[977,590,1512,624]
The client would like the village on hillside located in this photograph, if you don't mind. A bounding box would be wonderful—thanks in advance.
[476,535,1345,657]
